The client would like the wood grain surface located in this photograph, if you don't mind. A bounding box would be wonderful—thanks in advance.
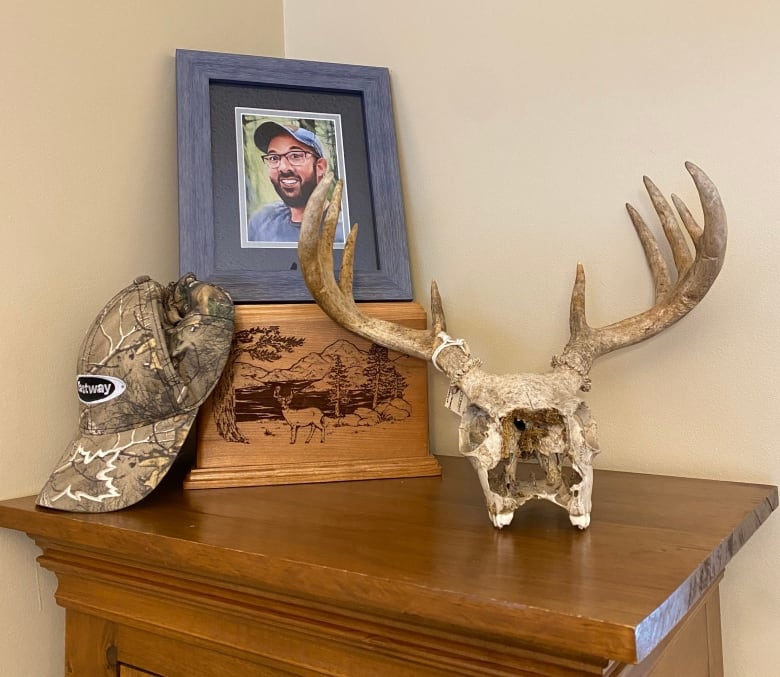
[0,456,775,673]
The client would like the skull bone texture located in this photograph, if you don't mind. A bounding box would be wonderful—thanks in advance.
[297,164,726,529]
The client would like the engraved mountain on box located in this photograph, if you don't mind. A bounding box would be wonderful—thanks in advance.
[231,339,413,391]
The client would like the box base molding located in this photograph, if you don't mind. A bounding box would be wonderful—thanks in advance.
[183,455,442,489]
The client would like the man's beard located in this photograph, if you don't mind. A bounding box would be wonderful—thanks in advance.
[271,170,318,208]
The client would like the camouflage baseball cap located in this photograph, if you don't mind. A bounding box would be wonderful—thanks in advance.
[36,274,234,512]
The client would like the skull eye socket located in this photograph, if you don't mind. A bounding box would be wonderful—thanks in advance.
[459,406,493,451]
[468,412,490,448]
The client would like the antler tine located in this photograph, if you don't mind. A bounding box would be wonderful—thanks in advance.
[298,173,446,361]
[643,175,695,277]
[561,163,727,375]
[671,193,704,245]
[625,202,673,300]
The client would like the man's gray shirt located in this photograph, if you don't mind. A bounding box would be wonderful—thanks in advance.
[247,201,345,243]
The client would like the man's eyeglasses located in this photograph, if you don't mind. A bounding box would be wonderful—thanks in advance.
[261,150,316,168]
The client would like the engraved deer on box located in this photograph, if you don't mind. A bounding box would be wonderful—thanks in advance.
[273,386,326,444]
[297,163,727,529]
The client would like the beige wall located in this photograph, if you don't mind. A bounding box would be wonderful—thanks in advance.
[0,2,284,675]
[285,1,780,675]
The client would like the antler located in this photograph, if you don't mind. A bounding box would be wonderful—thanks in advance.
[301,164,727,388]
[558,162,727,377]
[298,174,447,361]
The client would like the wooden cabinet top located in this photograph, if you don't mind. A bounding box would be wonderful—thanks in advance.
[0,456,775,665]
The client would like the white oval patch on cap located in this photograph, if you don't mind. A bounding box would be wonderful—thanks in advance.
[77,375,127,405]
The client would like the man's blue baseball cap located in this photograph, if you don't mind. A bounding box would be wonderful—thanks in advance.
[254,122,325,158]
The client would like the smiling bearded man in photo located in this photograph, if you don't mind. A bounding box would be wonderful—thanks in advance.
[248,121,345,244]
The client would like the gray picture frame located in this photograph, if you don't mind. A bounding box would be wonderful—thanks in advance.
[176,49,412,302]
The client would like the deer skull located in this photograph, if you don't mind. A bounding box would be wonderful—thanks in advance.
[297,163,727,529]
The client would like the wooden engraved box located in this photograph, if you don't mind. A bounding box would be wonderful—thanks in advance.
[184,302,440,489]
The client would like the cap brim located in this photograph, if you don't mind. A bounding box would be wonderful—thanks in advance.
[36,412,195,512]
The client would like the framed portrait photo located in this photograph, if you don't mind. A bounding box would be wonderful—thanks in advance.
[176,49,413,302]
[237,109,350,249]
